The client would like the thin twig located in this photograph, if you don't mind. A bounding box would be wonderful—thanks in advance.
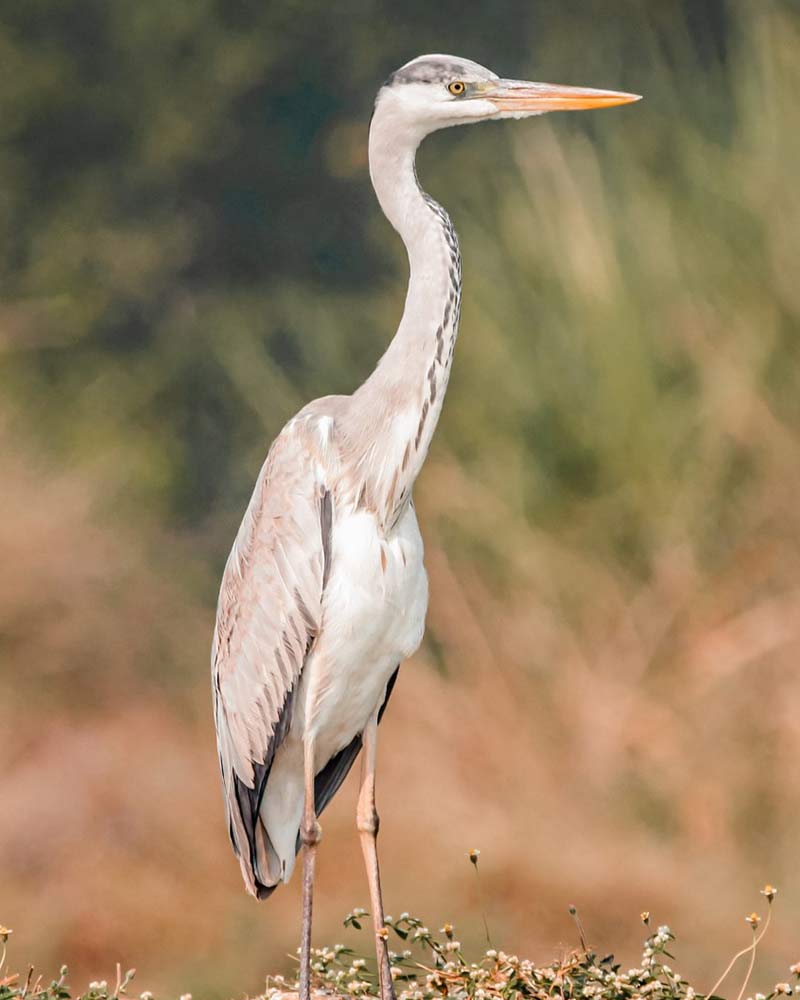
[708,907,772,999]
[734,933,758,1000]
[568,906,588,953]
[469,850,492,947]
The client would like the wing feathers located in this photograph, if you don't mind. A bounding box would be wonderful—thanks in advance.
[212,420,333,897]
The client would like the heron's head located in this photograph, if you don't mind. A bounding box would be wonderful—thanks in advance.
[374,54,640,142]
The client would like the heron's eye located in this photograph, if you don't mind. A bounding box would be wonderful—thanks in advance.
[448,81,466,96]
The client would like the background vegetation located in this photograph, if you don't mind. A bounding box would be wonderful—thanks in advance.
[2,0,799,997]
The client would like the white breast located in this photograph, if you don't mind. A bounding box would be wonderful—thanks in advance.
[301,500,428,763]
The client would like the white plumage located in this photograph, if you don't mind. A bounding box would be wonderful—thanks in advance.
[262,496,427,884]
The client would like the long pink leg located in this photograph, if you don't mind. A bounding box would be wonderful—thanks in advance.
[299,739,320,1000]
[357,710,395,1000]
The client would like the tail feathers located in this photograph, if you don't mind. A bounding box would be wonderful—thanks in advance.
[225,767,284,899]
[255,815,283,897]
[230,807,283,898]
[227,742,304,898]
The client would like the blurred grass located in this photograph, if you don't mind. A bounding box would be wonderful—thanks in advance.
[1,1,800,998]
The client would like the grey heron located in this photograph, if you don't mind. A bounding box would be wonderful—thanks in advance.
[211,53,639,1000]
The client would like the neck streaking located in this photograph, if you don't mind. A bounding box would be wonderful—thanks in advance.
[342,101,462,530]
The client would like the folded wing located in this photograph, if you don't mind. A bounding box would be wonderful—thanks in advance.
[211,421,332,897]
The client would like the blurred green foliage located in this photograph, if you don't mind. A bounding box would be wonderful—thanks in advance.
[0,0,744,536]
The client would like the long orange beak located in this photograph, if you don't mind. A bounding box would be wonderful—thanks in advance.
[487,79,641,113]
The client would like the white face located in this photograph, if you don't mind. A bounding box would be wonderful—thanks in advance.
[374,53,641,141]
[376,79,506,135]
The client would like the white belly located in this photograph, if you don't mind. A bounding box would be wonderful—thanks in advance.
[303,500,428,762]
[260,500,427,877]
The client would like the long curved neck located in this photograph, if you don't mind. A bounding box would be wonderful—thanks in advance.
[343,105,461,529]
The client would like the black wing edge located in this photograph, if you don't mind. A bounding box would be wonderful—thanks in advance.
[226,488,334,900]
[230,686,295,899]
